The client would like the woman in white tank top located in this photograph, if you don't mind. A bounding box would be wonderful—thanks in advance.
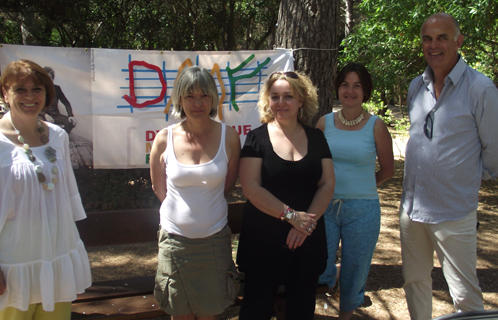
[149,66,240,320]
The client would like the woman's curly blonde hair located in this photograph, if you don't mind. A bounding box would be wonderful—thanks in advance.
[257,71,318,127]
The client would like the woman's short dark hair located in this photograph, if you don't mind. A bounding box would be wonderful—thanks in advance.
[170,66,219,119]
[334,62,373,103]
[0,59,55,110]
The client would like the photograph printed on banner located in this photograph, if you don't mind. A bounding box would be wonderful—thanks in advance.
[0,44,93,169]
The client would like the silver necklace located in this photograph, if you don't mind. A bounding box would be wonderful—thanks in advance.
[338,109,364,126]
[9,114,58,190]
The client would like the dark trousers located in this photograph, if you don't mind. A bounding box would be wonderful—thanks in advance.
[239,270,319,320]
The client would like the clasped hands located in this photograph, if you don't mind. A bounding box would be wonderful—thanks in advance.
[286,211,317,250]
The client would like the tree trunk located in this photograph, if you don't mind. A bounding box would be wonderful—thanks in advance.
[21,9,37,45]
[345,0,355,37]
[275,0,341,124]
[226,0,235,50]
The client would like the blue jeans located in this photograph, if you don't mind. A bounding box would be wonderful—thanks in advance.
[318,199,381,312]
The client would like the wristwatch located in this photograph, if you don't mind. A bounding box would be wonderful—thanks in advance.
[280,206,295,222]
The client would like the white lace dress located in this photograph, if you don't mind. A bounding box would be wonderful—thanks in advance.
[0,121,91,312]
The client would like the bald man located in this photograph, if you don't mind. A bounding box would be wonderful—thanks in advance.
[399,12,498,319]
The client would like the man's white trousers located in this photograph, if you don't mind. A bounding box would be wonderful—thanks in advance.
[400,209,483,320]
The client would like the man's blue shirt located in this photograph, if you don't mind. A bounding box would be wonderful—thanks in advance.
[401,57,498,223]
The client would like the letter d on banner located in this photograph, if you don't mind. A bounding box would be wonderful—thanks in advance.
[123,61,167,108]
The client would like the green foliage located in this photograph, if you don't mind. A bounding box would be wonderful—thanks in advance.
[0,15,22,44]
[340,0,498,106]
[393,118,410,132]
[363,90,393,124]
[0,0,280,50]
[362,90,411,132]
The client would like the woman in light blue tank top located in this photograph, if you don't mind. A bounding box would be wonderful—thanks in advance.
[316,62,395,320]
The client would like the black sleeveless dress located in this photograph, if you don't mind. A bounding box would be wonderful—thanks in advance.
[236,124,331,279]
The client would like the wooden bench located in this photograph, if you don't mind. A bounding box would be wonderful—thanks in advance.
[72,202,329,320]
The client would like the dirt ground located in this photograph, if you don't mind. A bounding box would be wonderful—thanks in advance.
[86,125,498,319]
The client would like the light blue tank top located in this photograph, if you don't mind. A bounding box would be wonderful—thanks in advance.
[324,113,379,199]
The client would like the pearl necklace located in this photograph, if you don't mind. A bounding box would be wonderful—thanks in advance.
[338,109,364,126]
[9,114,58,191]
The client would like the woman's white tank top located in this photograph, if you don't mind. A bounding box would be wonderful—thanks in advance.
[159,123,228,239]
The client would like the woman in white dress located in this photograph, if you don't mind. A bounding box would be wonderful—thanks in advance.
[0,59,91,320]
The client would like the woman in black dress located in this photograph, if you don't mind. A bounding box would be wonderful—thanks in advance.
[237,71,335,320]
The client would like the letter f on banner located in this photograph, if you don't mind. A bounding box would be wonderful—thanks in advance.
[124,61,167,108]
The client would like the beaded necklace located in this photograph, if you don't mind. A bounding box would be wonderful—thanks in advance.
[338,109,364,126]
[9,113,58,190]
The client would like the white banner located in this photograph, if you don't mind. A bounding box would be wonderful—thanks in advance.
[0,44,293,168]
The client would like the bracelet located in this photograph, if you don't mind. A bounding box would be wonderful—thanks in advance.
[280,206,288,221]
[279,208,286,221]
[280,206,295,222]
